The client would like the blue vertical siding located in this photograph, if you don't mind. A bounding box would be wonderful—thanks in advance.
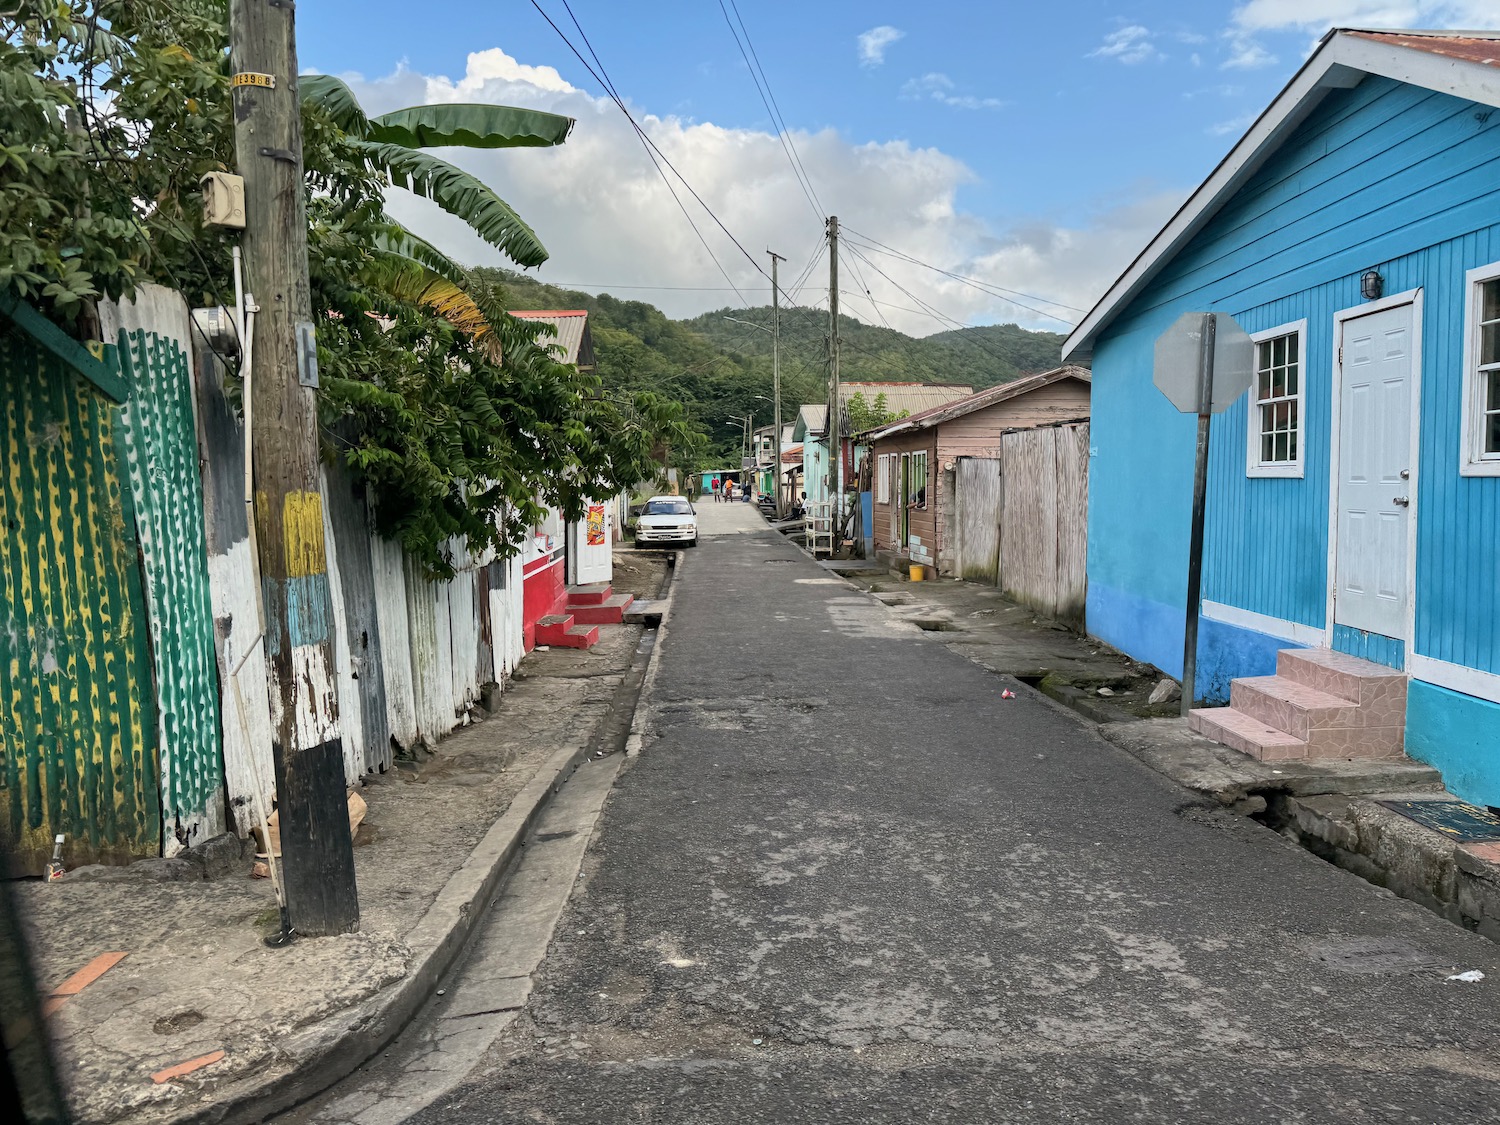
[1089,76,1500,695]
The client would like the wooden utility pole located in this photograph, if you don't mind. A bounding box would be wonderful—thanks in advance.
[230,0,358,936]
[769,249,785,518]
[825,216,841,533]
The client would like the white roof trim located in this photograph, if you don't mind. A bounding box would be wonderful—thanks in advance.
[1062,28,1500,361]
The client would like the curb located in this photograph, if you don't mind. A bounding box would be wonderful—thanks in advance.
[169,733,598,1124]
[625,553,677,758]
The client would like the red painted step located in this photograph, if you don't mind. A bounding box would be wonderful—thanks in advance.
[567,583,614,606]
[534,613,599,650]
[568,592,635,625]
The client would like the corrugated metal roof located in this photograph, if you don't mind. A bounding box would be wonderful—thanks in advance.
[1347,30,1500,66]
[862,366,1090,441]
[509,310,593,367]
[841,381,973,416]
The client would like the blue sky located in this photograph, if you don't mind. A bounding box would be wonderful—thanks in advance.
[297,2,1492,334]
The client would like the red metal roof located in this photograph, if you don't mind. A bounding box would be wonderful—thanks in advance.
[1346,30,1500,67]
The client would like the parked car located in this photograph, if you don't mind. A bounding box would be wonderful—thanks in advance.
[634,495,698,548]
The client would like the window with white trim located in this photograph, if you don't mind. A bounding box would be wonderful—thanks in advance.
[907,450,929,509]
[1246,321,1306,478]
[875,454,891,504]
[1462,261,1500,476]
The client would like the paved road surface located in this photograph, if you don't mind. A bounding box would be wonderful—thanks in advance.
[379,502,1500,1122]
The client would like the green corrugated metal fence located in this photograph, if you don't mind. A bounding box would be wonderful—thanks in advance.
[0,324,161,873]
[117,325,225,848]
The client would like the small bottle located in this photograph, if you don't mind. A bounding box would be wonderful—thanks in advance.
[44,835,65,881]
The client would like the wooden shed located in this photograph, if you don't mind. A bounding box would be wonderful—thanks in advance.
[863,366,1090,618]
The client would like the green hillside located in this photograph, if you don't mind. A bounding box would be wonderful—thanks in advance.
[475,267,1073,464]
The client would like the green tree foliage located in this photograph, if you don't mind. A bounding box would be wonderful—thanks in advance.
[1,1,697,577]
[844,391,907,435]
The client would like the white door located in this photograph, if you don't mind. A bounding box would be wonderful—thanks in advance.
[1333,303,1413,639]
[570,501,613,586]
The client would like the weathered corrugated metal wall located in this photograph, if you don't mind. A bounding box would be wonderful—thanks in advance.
[370,530,419,750]
[405,554,454,746]
[186,330,276,838]
[953,457,1002,582]
[106,290,225,851]
[997,423,1089,627]
[0,322,161,873]
[323,461,391,776]
[319,465,367,784]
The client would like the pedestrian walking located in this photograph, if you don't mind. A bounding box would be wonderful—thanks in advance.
[711,476,720,503]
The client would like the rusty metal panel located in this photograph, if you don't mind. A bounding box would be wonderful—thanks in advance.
[186,332,276,839]
[324,462,391,775]
[370,531,418,751]
[107,289,225,851]
[0,322,161,873]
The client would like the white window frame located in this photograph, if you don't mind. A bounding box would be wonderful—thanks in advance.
[1460,259,1500,477]
[875,454,891,504]
[907,450,930,509]
[1245,319,1307,479]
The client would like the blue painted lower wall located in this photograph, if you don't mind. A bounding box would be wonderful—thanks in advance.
[1331,624,1405,670]
[1087,582,1294,704]
[1406,681,1500,808]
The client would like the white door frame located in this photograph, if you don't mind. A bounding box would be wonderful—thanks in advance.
[1324,287,1423,661]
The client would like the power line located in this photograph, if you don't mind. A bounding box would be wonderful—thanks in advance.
[838,245,894,330]
[539,1,771,290]
[527,2,757,308]
[841,225,1081,323]
[716,0,824,223]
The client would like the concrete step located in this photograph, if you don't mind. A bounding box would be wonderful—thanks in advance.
[1230,676,1361,739]
[1189,706,1308,761]
[567,593,634,625]
[1277,647,1406,706]
[535,614,599,649]
[567,583,614,606]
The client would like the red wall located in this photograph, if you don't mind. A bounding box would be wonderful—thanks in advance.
[522,555,567,650]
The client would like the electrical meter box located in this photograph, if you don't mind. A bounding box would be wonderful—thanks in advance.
[200,172,246,229]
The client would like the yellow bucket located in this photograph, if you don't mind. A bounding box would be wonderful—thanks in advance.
[909,564,925,582]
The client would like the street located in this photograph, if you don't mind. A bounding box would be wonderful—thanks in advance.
[295,502,1500,1124]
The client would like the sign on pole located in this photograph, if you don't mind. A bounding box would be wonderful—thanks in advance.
[1152,312,1254,718]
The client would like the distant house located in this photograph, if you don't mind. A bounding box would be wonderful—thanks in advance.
[509,311,627,650]
[863,367,1091,617]
[1062,29,1500,801]
[794,382,974,513]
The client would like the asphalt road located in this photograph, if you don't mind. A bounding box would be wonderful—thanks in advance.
[411,501,1500,1123]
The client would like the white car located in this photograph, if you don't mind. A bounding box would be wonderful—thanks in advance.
[634,495,699,548]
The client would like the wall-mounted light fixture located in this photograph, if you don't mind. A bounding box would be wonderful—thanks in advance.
[1361,269,1384,300]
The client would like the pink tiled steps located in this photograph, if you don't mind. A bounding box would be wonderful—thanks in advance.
[1189,648,1408,763]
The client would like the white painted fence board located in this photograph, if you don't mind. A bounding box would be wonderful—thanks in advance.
[372,532,419,751]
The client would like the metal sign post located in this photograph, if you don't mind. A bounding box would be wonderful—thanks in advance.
[1153,311,1255,717]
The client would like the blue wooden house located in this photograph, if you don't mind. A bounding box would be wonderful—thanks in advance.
[1063,29,1500,804]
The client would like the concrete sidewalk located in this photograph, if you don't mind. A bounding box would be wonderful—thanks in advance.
[20,559,665,1125]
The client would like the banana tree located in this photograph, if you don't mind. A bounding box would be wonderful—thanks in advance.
[300,75,573,350]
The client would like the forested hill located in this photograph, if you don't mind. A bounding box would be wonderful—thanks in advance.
[476,267,1073,462]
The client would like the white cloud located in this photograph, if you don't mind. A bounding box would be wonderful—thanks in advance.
[857,26,904,68]
[1208,110,1259,136]
[1229,0,1495,32]
[1221,35,1279,69]
[1222,1,1497,72]
[900,73,1005,111]
[1089,26,1163,65]
[336,49,1181,336]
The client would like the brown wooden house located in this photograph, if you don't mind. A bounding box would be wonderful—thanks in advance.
[863,365,1090,595]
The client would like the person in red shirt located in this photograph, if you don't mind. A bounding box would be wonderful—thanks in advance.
[710,476,720,502]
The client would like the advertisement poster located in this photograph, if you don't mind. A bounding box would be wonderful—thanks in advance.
[586,504,606,546]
